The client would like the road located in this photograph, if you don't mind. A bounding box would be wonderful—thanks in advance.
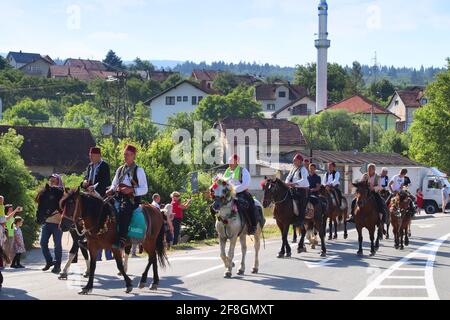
[1,213,450,300]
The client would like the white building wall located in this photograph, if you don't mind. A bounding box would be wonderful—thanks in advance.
[259,85,292,117]
[387,93,406,122]
[273,97,316,119]
[149,82,210,125]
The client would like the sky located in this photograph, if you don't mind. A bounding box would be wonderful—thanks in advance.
[1,0,449,68]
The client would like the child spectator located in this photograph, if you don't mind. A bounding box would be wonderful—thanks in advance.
[416,188,424,213]
[11,216,26,269]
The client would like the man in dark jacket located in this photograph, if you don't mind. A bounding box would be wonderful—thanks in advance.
[81,147,111,198]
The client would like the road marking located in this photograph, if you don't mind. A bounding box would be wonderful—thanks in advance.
[304,255,339,269]
[354,232,450,300]
[387,276,425,279]
[417,224,435,229]
[184,259,240,279]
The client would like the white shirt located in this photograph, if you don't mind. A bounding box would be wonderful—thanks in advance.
[324,171,340,187]
[285,165,309,188]
[228,167,251,194]
[151,201,160,209]
[389,174,404,192]
[109,165,148,197]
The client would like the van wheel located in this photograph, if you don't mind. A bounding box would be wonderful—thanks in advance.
[424,201,438,215]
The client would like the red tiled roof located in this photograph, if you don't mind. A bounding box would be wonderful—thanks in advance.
[216,118,307,146]
[325,95,399,117]
[255,83,308,101]
[64,58,107,71]
[149,71,178,82]
[192,69,220,82]
[397,89,424,108]
[49,65,124,81]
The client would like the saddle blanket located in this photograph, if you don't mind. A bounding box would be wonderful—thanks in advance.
[114,202,148,239]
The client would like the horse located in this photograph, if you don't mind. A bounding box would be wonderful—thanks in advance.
[352,181,383,256]
[262,178,327,257]
[210,177,263,278]
[35,184,91,279]
[318,186,349,240]
[380,189,391,239]
[60,189,168,294]
[389,191,413,250]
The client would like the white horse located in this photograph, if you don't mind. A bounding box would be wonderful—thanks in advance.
[210,177,263,278]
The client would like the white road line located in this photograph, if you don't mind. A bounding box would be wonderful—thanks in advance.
[396,268,425,271]
[184,259,240,279]
[387,276,425,279]
[354,232,450,300]
[364,297,430,300]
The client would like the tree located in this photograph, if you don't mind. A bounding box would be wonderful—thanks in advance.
[409,60,450,172]
[212,72,240,94]
[162,73,183,90]
[2,98,53,125]
[131,58,155,73]
[294,63,316,95]
[194,86,263,126]
[0,129,38,249]
[364,130,410,155]
[127,102,158,143]
[368,79,396,102]
[346,61,365,95]
[103,50,124,70]
[0,56,10,70]
[62,102,105,138]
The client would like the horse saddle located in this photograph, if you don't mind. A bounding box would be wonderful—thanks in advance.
[113,202,148,240]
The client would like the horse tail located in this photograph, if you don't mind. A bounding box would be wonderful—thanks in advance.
[156,223,169,269]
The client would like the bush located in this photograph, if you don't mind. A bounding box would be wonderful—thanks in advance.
[182,191,216,241]
[0,129,39,249]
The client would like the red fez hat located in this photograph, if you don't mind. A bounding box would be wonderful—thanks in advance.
[124,144,137,154]
[89,147,101,155]
[293,154,303,162]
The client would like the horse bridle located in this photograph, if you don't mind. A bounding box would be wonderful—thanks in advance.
[267,180,289,205]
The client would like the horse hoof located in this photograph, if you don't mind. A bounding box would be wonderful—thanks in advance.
[292,239,297,244]
[400,247,404,250]
[344,234,348,240]
[139,282,146,289]
[237,270,245,276]
[224,272,232,278]
[320,252,327,257]
[150,284,158,291]
[311,245,316,250]
[126,286,133,294]
[297,247,306,254]
[286,252,292,258]
[79,288,92,295]
[386,235,390,240]
[277,253,285,259]
[328,236,332,241]
[357,251,363,256]
[252,268,258,274]
[370,252,376,257]
[395,245,399,249]
[58,273,68,280]
[333,235,338,240]
[83,272,89,278]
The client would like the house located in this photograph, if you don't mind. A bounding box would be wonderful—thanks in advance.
[387,87,427,132]
[48,58,124,81]
[191,69,220,89]
[144,80,219,125]
[324,95,400,131]
[0,126,96,178]
[271,96,317,119]
[6,51,55,77]
[191,69,262,90]
[214,117,308,193]
[254,82,313,119]
[257,150,424,196]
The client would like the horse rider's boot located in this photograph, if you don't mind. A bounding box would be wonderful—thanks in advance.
[78,239,88,251]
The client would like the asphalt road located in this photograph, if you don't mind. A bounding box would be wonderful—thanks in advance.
[1,213,450,300]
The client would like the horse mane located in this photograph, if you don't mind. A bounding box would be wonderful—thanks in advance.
[79,193,104,218]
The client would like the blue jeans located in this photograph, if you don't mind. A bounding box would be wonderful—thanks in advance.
[173,218,182,245]
[96,249,113,261]
[40,223,63,267]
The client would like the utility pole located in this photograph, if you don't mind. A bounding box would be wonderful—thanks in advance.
[370,104,374,146]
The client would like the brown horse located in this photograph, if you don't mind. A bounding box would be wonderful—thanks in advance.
[318,186,349,240]
[380,189,391,239]
[262,178,327,257]
[60,189,168,295]
[389,191,413,250]
[352,181,383,256]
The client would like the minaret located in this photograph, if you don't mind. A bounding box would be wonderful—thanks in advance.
[315,0,331,113]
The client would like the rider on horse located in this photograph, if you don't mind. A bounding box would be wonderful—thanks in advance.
[224,154,257,235]
[323,162,343,208]
[107,144,148,249]
[285,154,309,226]
[348,163,388,224]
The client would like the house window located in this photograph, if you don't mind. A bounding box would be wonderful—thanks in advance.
[292,104,308,116]
[395,100,399,106]
[166,96,175,105]
[267,104,276,111]
[177,96,182,102]
[183,96,188,102]
[420,98,428,105]
[279,91,286,98]
[198,96,203,103]
[192,96,198,105]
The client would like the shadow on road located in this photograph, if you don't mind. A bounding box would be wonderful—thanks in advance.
[0,287,38,300]
[238,272,338,294]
